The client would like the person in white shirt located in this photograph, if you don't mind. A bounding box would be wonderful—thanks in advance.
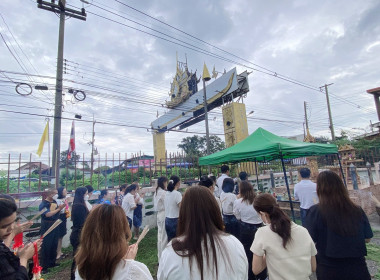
[56,187,69,260]
[220,178,239,238]
[251,193,317,280]
[215,165,230,197]
[294,168,318,225]
[158,186,248,280]
[198,176,222,213]
[233,181,264,280]
[133,182,145,240]
[164,175,182,242]
[84,185,94,211]
[122,185,139,229]
[75,204,153,280]
[154,176,168,261]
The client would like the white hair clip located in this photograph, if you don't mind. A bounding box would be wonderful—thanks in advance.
[169,180,174,184]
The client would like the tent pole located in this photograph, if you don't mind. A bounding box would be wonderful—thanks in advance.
[337,153,347,188]
[254,159,259,188]
[280,154,296,222]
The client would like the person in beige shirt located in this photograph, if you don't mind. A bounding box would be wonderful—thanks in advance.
[251,194,317,280]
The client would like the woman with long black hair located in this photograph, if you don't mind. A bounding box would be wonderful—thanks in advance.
[251,193,317,279]
[70,187,89,280]
[158,186,248,280]
[164,175,182,242]
[305,171,373,280]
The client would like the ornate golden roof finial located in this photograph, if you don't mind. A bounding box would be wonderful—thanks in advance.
[203,63,211,81]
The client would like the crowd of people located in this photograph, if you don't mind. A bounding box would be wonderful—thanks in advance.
[0,166,375,280]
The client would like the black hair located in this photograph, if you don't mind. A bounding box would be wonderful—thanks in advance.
[74,187,88,205]
[221,165,229,174]
[156,176,168,194]
[57,187,66,199]
[199,176,213,188]
[222,178,235,193]
[167,175,180,192]
[119,184,127,192]
[239,171,248,181]
[98,189,108,203]
[209,175,216,183]
[125,184,137,194]
[0,195,17,221]
[299,168,311,179]
[85,185,94,194]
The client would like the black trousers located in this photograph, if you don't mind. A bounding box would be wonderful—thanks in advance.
[70,228,81,280]
[316,255,371,280]
[239,221,267,280]
[40,219,59,269]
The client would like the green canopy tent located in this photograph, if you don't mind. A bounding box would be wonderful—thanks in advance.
[199,127,342,221]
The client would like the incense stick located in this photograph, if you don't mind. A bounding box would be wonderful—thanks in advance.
[42,219,62,238]
[136,225,149,245]
[29,209,45,222]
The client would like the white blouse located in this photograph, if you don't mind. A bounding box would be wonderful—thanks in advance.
[154,188,166,212]
[158,234,248,280]
[164,190,182,218]
[220,192,237,215]
[75,259,153,280]
[233,198,262,224]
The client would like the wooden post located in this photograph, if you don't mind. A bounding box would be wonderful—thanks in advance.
[7,154,10,193]
[74,152,77,189]
[38,162,42,191]
[98,154,100,190]
[82,153,85,187]
[18,154,21,193]
[105,153,107,189]
[112,153,115,188]
[118,153,121,188]
[29,153,32,192]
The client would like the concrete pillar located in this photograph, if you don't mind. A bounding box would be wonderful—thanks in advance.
[153,131,166,165]
[374,161,380,183]
[222,102,255,174]
[350,163,358,190]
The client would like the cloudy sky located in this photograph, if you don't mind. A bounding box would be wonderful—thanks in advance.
[0,0,379,166]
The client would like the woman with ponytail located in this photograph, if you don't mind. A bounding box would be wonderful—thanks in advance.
[251,193,317,279]
[164,175,182,242]
[305,171,373,280]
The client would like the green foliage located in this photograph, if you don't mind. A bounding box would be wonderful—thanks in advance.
[178,135,225,157]
[133,227,158,277]
[59,150,81,168]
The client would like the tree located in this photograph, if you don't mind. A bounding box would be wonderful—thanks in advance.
[60,151,80,168]
[178,135,225,156]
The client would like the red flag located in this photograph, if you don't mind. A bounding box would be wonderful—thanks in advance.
[67,121,75,160]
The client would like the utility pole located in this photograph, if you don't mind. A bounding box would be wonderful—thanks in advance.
[90,114,96,184]
[304,101,309,132]
[202,63,211,173]
[37,0,86,187]
[320,83,335,141]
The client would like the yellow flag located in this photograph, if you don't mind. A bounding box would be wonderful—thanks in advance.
[37,122,49,157]
[203,63,211,81]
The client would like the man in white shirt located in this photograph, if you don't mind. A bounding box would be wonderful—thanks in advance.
[216,165,230,198]
[294,168,318,225]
